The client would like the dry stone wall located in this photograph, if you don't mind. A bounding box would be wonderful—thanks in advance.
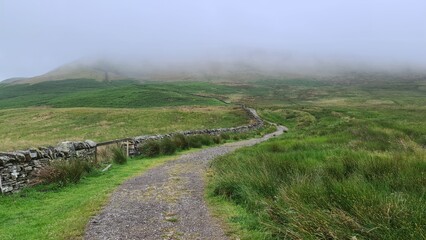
[0,141,97,193]
[0,106,263,194]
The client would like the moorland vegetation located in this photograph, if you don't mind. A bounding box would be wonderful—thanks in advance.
[0,74,425,239]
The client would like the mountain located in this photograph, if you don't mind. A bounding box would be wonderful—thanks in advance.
[3,59,132,84]
[2,54,316,84]
[1,77,27,84]
[4,54,424,85]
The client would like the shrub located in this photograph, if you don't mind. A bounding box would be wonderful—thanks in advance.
[172,134,190,150]
[35,158,92,186]
[160,137,177,155]
[112,146,127,164]
[140,140,161,157]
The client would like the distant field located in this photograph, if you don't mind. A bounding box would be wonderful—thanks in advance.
[0,79,226,109]
[0,106,248,151]
[1,77,425,109]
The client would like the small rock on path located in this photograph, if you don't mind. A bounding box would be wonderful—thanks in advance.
[85,126,286,240]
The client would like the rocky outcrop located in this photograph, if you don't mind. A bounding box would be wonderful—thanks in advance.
[0,106,263,194]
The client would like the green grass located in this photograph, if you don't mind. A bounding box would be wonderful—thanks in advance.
[0,106,248,151]
[1,77,424,109]
[207,81,426,239]
[0,154,183,240]
[206,175,272,239]
[0,79,226,109]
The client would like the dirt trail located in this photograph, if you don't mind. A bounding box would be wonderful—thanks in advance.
[85,125,286,240]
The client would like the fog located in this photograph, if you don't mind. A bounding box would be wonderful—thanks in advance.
[1,0,426,80]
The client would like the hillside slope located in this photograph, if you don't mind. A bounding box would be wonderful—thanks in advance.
[0,79,228,109]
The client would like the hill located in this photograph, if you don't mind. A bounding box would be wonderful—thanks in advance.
[2,54,346,84]
[3,59,131,84]
[0,79,232,109]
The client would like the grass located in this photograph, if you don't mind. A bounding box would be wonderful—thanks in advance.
[112,146,127,164]
[0,79,226,109]
[207,105,426,239]
[206,173,271,239]
[1,76,425,109]
[34,158,95,186]
[0,153,187,240]
[0,106,248,151]
[206,77,426,239]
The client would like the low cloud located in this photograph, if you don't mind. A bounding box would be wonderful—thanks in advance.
[1,0,425,80]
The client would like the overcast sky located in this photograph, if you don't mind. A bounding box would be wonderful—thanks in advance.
[1,0,425,80]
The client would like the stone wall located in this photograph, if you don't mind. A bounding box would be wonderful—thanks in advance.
[0,140,97,193]
[128,106,263,156]
[93,106,264,156]
[0,106,263,194]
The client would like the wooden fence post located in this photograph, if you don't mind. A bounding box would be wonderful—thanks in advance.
[126,141,129,158]
[94,146,98,163]
[0,176,3,194]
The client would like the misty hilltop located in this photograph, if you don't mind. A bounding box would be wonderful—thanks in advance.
[1,56,305,84]
[2,1,425,81]
[3,60,126,84]
[4,53,426,85]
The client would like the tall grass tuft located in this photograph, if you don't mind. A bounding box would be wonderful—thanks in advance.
[220,133,231,140]
[187,135,203,148]
[112,146,127,165]
[34,158,94,186]
[160,137,177,155]
[172,134,190,150]
[212,135,222,144]
[139,140,161,157]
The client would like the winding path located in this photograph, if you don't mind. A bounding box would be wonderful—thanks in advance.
[85,125,286,240]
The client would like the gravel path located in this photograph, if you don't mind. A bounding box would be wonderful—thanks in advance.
[85,125,286,240]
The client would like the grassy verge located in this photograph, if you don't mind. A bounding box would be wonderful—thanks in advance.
[207,105,426,240]
[206,174,270,239]
[0,153,189,240]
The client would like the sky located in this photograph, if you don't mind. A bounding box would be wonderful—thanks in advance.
[1,0,426,80]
